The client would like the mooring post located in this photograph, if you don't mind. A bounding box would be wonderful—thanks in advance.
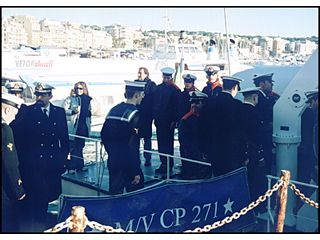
[69,206,86,232]
[275,170,290,232]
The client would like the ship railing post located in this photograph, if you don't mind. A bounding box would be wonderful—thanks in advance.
[95,141,99,185]
[267,176,272,232]
[69,206,86,232]
[166,155,170,182]
[275,170,290,232]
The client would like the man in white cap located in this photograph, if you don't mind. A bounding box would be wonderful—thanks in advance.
[10,82,69,231]
[200,76,247,177]
[202,66,222,97]
[101,80,146,195]
[295,90,318,214]
[178,73,198,120]
[153,67,181,174]
[2,93,26,232]
[253,73,280,175]
[178,91,210,179]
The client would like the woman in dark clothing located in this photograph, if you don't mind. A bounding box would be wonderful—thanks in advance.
[64,82,92,171]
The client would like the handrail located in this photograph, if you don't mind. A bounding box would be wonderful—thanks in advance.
[266,175,318,189]
[67,133,212,194]
[69,134,101,142]
[143,149,211,167]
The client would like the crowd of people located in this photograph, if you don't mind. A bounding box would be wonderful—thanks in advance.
[1,65,318,232]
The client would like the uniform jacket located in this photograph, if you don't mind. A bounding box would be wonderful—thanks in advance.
[241,103,264,165]
[10,102,69,203]
[178,87,196,120]
[153,82,181,127]
[202,82,222,97]
[135,78,157,138]
[178,112,204,161]
[2,121,25,202]
[200,91,246,176]
[100,102,142,180]
[64,94,92,140]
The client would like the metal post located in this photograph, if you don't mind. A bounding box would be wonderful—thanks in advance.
[267,177,271,232]
[275,170,290,232]
[166,155,170,182]
[95,141,99,185]
[69,206,86,232]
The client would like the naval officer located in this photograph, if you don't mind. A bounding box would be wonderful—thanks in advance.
[178,91,210,179]
[239,87,266,212]
[10,82,69,231]
[178,73,198,120]
[201,76,246,177]
[253,73,280,175]
[153,67,181,173]
[202,66,222,97]
[101,80,146,195]
[2,93,26,232]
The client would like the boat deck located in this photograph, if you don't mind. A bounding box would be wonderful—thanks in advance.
[61,143,183,196]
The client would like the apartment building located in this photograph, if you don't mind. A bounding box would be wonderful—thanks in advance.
[2,16,28,47]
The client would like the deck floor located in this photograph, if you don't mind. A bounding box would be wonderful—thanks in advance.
[61,145,183,195]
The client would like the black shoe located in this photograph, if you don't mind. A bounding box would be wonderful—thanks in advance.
[144,160,151,167]
[77,167,88,172]
[155,165,173,174]
[155,165,167,174]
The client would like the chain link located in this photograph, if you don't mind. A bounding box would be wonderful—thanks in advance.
[289,183,319,209]
[184,178,284,232]
[44,216,72,233]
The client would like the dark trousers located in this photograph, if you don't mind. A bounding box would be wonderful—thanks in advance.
[2,199,21,232]
[156,124,174,168]
[142,137,152,161]
[68,138,85,170]
[108,168,144,195]
[19,196,49,232]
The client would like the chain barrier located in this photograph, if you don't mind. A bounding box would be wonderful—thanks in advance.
[289,183,319,209]
[184,177,284,232]
[45,174,319,233]
[44,216,72,233]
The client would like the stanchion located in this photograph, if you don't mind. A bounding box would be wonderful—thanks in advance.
[69,206,86,232]
[275,170,290,232]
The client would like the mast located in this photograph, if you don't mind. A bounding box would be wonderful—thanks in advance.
[224,8,232,76]
[164,9,168,57]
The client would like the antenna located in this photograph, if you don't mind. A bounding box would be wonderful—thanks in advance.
[224,8,231,76]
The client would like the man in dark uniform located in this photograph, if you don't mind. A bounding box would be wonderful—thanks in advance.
[101,80,146,195]
[202,66,223,97]
[2,93,26,232]
[178,91,210,179]
[295,90,318,214]
[153,67,181,173]
[178,73,198,120]
[201,76,246,177]
[10,82,69,232]
[135,67,157,166]
[239,87,266,213]
[253,73,280,175]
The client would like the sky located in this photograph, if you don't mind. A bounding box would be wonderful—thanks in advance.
[1,7,318,38]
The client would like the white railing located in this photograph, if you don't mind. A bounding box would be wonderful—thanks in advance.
[68,133,212,194]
